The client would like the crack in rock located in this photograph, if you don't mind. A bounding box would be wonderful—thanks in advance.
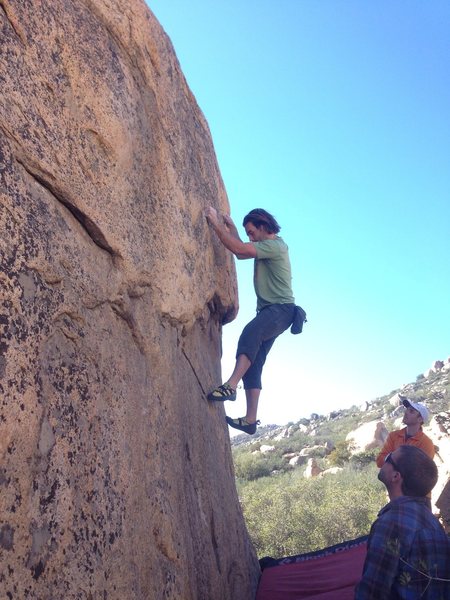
[0,1,26,44]
[16,157,115,256]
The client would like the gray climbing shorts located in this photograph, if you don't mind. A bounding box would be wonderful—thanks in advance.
[236,303,295,390]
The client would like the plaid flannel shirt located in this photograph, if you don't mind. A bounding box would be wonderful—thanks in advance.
[355,496,450,599]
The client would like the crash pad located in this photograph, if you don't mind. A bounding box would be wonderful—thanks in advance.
[256,536,368,600]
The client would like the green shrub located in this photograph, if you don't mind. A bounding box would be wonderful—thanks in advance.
[383,403,396,416]
[327,440,351,466]
[234,451,283,481]
[239,465,385,558]
[349,448,379,469]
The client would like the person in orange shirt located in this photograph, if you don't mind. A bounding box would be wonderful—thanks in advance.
[376,396,435,468]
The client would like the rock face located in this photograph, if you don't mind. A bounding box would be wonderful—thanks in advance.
[0,1,259,598]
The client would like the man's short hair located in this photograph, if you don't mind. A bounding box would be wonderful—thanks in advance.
[396,445,438,497]
[243,209,281,234]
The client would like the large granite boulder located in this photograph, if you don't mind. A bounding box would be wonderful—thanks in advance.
[303,458,323,479]
[346,420,388,454]
[0,1,259,598]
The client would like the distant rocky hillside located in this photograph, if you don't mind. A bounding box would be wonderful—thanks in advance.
[231,357,450,523]
[231,356,449,444]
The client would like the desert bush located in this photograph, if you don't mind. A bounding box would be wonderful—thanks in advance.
[239,464,385,558]
[349,448,379,469]
[233,450,283,481]
[327,440,351,466]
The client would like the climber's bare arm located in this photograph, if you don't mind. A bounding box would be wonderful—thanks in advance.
[206,207,256,259]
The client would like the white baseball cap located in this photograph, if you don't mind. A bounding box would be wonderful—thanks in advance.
[400,395,430,423]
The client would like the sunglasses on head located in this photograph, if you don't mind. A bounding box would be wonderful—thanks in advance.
[385,452,402,475]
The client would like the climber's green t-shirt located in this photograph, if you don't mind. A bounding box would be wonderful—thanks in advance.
[252,237,295,310]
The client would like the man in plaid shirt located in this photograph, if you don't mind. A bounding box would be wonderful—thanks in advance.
[355,445,450,599]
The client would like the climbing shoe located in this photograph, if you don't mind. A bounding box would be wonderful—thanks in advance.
[207,383,236,402]
[225,416,260,435]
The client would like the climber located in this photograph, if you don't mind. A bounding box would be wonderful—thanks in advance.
[205,207,297,435]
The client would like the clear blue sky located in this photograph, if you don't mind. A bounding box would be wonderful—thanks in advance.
[148,1,450,426]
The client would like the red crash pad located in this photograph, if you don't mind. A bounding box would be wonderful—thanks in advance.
[256,538,367,600]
